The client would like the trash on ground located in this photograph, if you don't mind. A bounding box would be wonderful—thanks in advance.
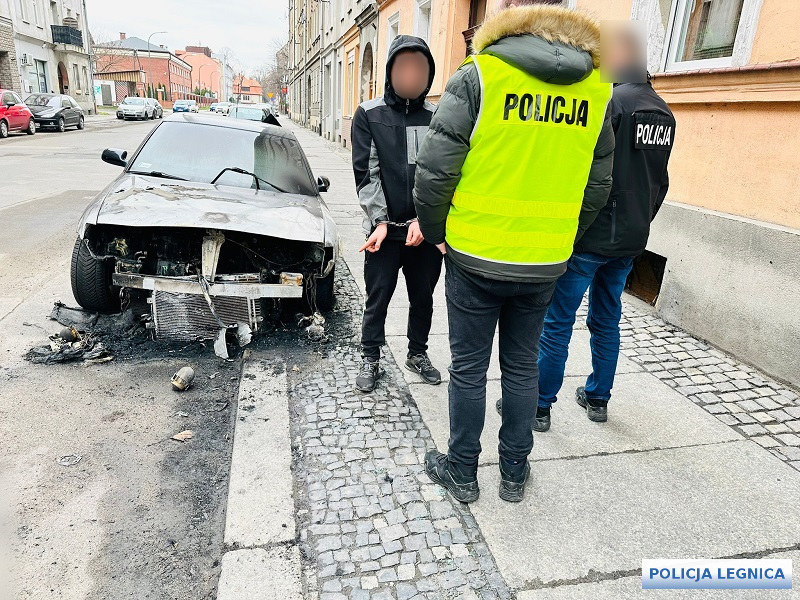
[25,329,112,365]
[50,301,99,328]
[171,366,195,391]
[298,312,327,342]
[171,430,194,442]
[57,454,82,467]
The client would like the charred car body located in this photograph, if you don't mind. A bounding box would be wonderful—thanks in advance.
[72,113,338,345]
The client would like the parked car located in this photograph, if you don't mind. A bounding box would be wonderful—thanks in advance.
[228,104,280,126]
[214,102,232,115]
[71,113,338,347]
[145,98,164,119]
[117,97,154,120]
[172,99,198,113]
[0,89,36,138]
[25,93,84,131]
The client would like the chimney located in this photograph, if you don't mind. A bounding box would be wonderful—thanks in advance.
[120,32,126,40]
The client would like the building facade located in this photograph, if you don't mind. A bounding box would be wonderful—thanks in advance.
[2,0,95,112]
[94,34,193,107]
[176,46,224,99]
[0,0,21,92]
[232,76,263,104]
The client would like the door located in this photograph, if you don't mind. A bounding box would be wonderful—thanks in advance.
[4,92,23,129]
[62,96,75,125]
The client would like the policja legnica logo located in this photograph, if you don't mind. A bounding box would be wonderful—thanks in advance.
[642,559,792,589]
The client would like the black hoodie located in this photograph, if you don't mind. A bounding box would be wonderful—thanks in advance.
[351,35,436,240]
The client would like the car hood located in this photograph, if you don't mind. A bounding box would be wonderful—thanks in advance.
[28,105,58,115]
[91,175,326,243]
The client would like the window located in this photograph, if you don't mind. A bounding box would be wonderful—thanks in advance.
[664,0,756,71]
[31,59,47,93]
[73,64,80,91]
[345,50,354,115]
[387,13,400,57]
[17,0,28,21]
[82,66,89,93]
[415,1,432,42]
[32,0,42,26]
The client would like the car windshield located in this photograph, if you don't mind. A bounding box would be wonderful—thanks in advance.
[127,121,317,195]
[122,98,145,105]
[26,95,60,107]
[230,107,265,121]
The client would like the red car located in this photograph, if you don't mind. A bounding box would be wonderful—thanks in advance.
[0,89,36,138]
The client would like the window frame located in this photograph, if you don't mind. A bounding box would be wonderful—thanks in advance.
[414,0,432,42]
[386,12,400,59]
[661,0,763,73]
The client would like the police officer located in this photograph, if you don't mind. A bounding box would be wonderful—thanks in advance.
[533,25,675,431]
[414,0,615,503]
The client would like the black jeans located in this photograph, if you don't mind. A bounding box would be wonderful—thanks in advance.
[361,240,443,360]
[446,258,556,468]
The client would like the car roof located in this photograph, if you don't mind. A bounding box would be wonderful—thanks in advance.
[163,112,291,137]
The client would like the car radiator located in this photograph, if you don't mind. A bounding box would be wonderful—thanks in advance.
[150,290,262,341]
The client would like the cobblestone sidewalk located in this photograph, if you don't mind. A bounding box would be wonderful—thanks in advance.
[289,262,513,600]
[613,300,800,470]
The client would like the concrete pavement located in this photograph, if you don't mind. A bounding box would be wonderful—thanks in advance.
[265,118,800,598]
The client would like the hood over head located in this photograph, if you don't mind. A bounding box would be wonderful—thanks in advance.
[472,5,601,85]
[384,35,436,111]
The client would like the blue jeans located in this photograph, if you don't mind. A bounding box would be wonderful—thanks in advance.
[537,252,634,408]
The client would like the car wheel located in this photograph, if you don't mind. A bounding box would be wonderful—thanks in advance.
[57,117,65,132]
[70,238,120,313]
[117,114,123,119]
[76,116,84,130]
[26,119,36,135]
[0,120,9,138]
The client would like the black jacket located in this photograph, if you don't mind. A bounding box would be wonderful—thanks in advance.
[575,81,675,257]
[351,35,436,241]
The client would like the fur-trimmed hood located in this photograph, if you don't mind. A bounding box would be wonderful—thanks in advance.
[473,5,601,66]
[472,6,601,85]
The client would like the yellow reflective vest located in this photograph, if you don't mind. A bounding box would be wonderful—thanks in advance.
[446,53,612,266]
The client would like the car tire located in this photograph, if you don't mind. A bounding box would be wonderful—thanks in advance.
[26,119,35,135]
[57,117,65,132]
[70,238,120,313]
[0,120,9,138]
[77,116,84,130]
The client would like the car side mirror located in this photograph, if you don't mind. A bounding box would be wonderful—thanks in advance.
[317,176,330,193]
[5,101,15,107]
[102,148,128,167]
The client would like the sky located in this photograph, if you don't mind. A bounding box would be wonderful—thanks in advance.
[85,0,289,73]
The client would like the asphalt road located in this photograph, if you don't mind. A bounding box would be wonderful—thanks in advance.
[0,116,238,599]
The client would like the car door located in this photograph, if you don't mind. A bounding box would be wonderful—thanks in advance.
[4,92,21,129]
[70,97,83,122]
[1,92,13,128]
[61,96,75,126]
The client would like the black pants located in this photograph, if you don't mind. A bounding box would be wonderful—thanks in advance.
[446,258,556,468]
[361,240,443,360]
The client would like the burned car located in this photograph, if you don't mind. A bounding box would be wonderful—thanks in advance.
[71,113,337,347]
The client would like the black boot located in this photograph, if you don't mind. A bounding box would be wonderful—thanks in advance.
[405,353,441,385]
[575,386,608,422]
[532,405,551,432]
[499,457,531,503]
[355,358,384,393]
[495,398,551,433]
[424,450,479,503]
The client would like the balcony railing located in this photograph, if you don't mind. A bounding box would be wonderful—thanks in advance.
[51,25,83,47]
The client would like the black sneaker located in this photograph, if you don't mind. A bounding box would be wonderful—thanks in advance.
[499,458,531,503]
[424,450,479,503]
[532,405,551,432]
[405,353,441,385]
[355,358,384,392]
[495,398,551,433]
[575,386,608,422]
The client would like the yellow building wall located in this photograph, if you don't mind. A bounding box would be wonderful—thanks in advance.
[660,101,800,229]
[749,0,800,64]
[575,0,631,20]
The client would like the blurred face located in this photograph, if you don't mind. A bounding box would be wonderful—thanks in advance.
[390,51,430,100]
[601,21,647,83]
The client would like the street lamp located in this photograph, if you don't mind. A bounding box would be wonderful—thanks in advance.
[147,30,167,99]
[197,63,205,95]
